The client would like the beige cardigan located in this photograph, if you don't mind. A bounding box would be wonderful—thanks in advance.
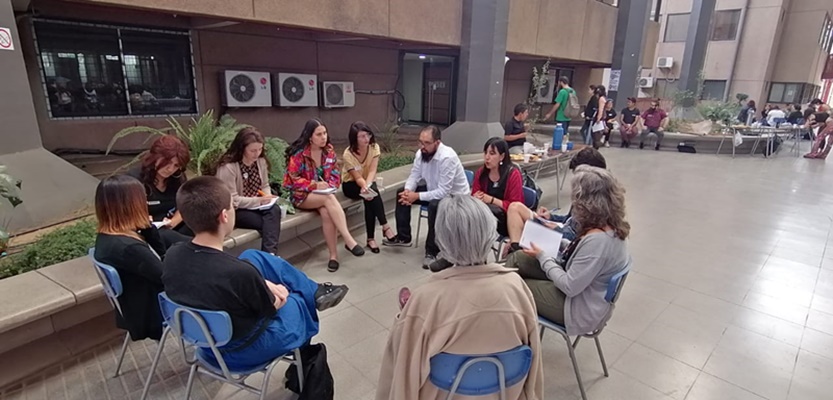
[376,264,544,400]
[215,158,271,210]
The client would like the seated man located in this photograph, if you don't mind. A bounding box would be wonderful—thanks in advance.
[383,125,470,269]
[162,176,348,370]
[638,99,669,151]
[504,103,531,154]
[505,147,607,255]
[766,106,787,127]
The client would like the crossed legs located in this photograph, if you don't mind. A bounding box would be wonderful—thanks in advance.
[298,193,359,261]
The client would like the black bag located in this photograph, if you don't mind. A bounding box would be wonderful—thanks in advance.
[761,135,782,157]
[521,169,543,210]
[677,142,696,153]
[285,343,334,400]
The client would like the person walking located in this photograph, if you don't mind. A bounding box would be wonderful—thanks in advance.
[544,76,576,134]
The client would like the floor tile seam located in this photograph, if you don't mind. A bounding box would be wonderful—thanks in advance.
[797,327,833,362]
[90,348,113,400]
[609,362,686,400]
[689,371,770,400]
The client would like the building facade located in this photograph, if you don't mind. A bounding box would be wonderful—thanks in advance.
[643,0,833,106]
[9,0,624,152]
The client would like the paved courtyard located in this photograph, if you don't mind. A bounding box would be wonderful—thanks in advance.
[3,147,833,400]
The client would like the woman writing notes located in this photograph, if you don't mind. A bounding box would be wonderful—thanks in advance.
[215,128,282,255]
[284,119,364,272]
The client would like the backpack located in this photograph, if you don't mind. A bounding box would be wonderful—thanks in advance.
[285,343,334,400]
[521,169,543,210]
[563,89,580,119]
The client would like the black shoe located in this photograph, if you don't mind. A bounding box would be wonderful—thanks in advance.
[625,141,631,148]
[655,144,661,151]
[383,236,411,247]
[507,242,522,255]
[315,283,349,311]
[428,258,454,272]
[327,260,340,272]
[422,254,437,270]
[345,244,365,256]
[620,141,626,148]
[367,240,381,254]
[639,142,645,149]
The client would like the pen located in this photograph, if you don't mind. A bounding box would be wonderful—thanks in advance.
[257,190,267,197]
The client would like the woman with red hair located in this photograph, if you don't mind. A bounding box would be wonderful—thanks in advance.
[128,135,192,242]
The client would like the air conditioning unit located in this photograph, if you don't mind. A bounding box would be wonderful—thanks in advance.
[321,81,356,108]
[638,77,654,88]
[221,70,272,107]
[657,57,674,69]
[536,73,557,103]
[276,73,319,107]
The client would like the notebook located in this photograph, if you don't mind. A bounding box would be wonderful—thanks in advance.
[519,220,563,257]
[248,197,278,211]
[313,187,337,195]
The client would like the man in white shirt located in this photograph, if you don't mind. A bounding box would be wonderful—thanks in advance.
[766,106,787,127]
[383,125,470,269]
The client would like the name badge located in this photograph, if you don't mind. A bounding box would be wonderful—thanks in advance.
[147,201,161,206]
[325,158,335,163]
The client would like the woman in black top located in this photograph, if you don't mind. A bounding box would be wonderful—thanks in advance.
[600,100,617,148]
[128,135,192,243]
[93,175,172,341]
[580,85,598,146]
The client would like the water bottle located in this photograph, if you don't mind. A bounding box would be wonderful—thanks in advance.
[552,123,564,150]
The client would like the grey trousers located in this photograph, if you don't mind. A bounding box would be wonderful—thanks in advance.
[506,251,566,325]
[640,127,664,145]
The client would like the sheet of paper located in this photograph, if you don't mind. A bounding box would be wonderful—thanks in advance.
[152,220,170,229]
[520,220,563,257]
[313,187,337,195]
[359,187,378,200]
[252,197,279,211]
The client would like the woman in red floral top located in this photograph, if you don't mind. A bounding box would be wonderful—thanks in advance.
[283,119,365,272]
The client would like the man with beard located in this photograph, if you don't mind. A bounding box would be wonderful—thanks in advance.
[383,125,470,270]
[638,99,669,150]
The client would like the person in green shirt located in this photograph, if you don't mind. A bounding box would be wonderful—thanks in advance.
[544,76,575,133]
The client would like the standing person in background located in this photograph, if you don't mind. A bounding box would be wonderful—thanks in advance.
[504,103,531,155]
[639,99,669,151]
[383,125,470,271]
[600,99,616,148]
[341,121,397,254]
[284,119,365,273]
[544,76,576,134]
[578,85,598,145]
[619,97,641,148]
[737,100,756,125]
[215,127,282,255]
[128,134,192,245]
[589,85,608,149]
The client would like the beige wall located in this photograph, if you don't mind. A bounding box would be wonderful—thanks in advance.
[770,1,830,84]
[642,21,661,69]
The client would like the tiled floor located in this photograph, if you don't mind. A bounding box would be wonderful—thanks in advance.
[4,147,833,399]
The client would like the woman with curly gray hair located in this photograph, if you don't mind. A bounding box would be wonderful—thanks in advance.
[506,165,630,336]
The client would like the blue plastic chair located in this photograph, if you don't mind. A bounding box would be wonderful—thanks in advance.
[538,259,632,400]
[88,248,172,400]
[465,170,475,186]
[429,345,533,400]
[493,186,539,261]
[157,292,303,400]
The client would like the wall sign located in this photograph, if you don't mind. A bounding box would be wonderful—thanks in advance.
[0,27,13,51]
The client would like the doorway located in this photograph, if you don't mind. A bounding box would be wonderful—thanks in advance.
[401,53,456,125]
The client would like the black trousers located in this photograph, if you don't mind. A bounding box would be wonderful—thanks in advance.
[236,206,282,254]
[394,185,440,257]
[342,181,388,239]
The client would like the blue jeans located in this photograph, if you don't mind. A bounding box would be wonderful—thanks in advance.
[198,249,319,371]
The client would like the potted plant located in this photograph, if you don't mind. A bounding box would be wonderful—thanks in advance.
[0,165,22,255]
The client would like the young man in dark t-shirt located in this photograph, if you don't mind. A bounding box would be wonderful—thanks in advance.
[162,176,348,370]
[618,97,641,148]
[504,103,530,154]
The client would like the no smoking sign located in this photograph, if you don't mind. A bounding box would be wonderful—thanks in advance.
[0,27,14,51]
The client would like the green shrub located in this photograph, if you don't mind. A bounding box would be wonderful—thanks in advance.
[378,153,414,172]
[0,219,97,279]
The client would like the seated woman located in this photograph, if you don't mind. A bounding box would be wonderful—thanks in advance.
[341,121,397,253]
[284,119,364,272]
[504,147,607,253]
[127,134,192,244]
[376,195,543,400]
[93,175,172,341]
[215,128,282,254]
[506,166,630,335]
[471,137,524,237]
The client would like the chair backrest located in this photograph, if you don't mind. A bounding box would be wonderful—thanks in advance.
[429,345,533,396]
[88,248,124,314]
[465,170,474,186]
[522,186,537,209]
[158,292,236,377]
[605,257,632,304]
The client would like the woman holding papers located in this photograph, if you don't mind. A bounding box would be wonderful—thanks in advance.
[341,121,396,253]
[284,119,364,272]
[471,137,524,237]
[506,166,630,335]
[215,128,282,254]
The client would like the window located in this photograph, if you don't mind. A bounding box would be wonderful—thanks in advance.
[710,10,741,41]
[768,82,818,104]
[650,0,662,22]
[34,20,196,119]
[700,80,726,100]
[664,13,690,42]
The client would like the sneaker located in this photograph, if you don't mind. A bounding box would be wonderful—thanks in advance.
[605,141,610,148]
[383,236,411,247]
[639,142,645,149]
[422,254,437,270]
[315,283,349,311]
[428,258,453,272]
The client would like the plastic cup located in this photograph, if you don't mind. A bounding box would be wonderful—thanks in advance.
[523,154,531,163]
[375,177,385,193]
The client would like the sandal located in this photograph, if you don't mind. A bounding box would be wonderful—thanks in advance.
[367,239,380,254]
[382,226,396,241]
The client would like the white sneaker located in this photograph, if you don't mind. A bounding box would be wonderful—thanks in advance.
[605,141,610,147]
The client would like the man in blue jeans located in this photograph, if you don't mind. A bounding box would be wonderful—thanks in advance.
[162,176,348,370]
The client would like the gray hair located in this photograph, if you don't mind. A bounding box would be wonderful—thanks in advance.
[435,195,498,266]
[571,165,630,240]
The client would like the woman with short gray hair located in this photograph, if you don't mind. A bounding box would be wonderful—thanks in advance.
[376,195,544,400]
[506,165,630,336]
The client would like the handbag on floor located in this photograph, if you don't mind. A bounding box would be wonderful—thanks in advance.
[285,343,334,400]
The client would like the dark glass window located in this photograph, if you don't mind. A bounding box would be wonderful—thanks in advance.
[665,13,690,42]
[710,10,741,41]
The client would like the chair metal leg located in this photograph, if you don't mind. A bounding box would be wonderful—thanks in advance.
[184,364,198,400]
[414,215,422,248]
[294,348,304,392]
[140,325,170,400]
[716,135,726,155]
[594,336,609,377]
[559,331,587,400]
[260,358,283,400]
[539,325,545,341]
[113,332,130,378]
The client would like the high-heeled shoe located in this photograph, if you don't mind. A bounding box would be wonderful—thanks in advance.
[345,243,365,256]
